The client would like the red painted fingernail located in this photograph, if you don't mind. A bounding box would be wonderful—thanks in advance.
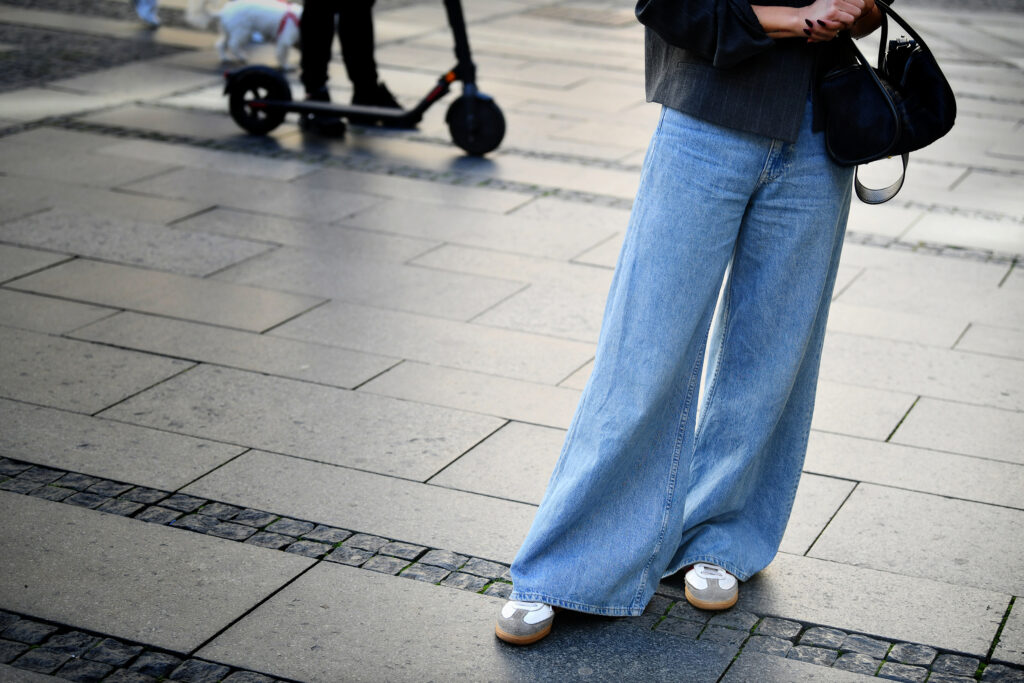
[805,19,813,27]
[817,20,827,26]
[803,28,811,35]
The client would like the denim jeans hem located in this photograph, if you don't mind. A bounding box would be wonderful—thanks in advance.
[670,554,754,583]
[508,591,644,617]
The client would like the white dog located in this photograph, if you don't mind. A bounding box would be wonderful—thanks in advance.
[186,0,302,70]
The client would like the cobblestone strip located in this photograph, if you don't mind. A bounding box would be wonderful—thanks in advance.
[0,606,289,682]
[3,456,1023,683]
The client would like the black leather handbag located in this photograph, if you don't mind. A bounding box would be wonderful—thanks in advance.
[818,0,957,203]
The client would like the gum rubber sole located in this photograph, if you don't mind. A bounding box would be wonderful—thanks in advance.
[495,622,553,645]
[684,585,738,611]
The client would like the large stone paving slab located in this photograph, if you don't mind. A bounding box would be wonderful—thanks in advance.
[805,431,1024,509]
[359,362,581,428]
[8,259,323,332]
[198,562,737,682]
[213,245,524,321]
[72,311,397,389]
[0,326,191,414]
[825,302,968,348]
[957,323,1024,361]
[0,209,273,277]
[810,381,916,441]
[0,244,68,283]
[123,167,383,224]
[182,450,535,563]
[273,300,595,384]
[291,167,534,213]
[0,399,245,491]
[98,139,320,182]
[429,421,564,504]
[778,474,856,556]
[100,365,504,481]
[339,199,618,260]
[994,601,1024,666]
[0,175,206,226]
[0,137,175,189]
[171,207,439,262]
[819,332,1024,411]
[0,663,62,681]
[0,289,113,335]
[891,397,1024,466]
[0,491,313,653]
[809,483,1024,596]
[688,552,1007,656]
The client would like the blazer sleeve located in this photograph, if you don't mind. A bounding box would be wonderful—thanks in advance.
[634,0,775,68]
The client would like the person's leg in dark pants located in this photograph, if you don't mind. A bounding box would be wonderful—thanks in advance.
[299,0,337,98]
[339,0,399,109]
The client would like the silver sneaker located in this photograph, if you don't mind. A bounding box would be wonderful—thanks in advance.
[684,563,738,610]
[495,600,555,645]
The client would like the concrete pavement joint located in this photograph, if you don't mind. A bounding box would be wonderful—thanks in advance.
[3,456,1021,682]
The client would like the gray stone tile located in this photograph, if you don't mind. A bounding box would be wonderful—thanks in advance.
[51,63,219,98]
[213,245,523,320]
[291,167,533,212]
[820,332,1024,412]
[182,450,535,564]
[736,552,1006,656]
[428,421,562,505]
[723,651,875,682]
[809,483,1024,595]
[994,600,1024,665]
[340,198,617,260]
[812,380,917,441]
[0,289,113,335]
[9,259,323,332]
[0,244,68,283]
[0,399,243,490]
[0,175,206,226]
[892,397,1024,466]
[779,473,856,555]
[0,138,175,188]
[198,562,736,682]
[0,209,273,277]
[79,104,243,139]
[0,326,191,413]
[806,431,1024,509]
[271,300,595,384]
[72,312,397,390]
[172,208,437,263]
[825,302,968,348]
[958,324,1024,361]
[0,86,124,122]
[101,364,503,481]
[0,491,313,652]
[99,140,319,182]
[361,362,580,428]
[124,167,382,223]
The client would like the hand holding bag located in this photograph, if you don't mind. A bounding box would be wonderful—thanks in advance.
[818,0,957,204]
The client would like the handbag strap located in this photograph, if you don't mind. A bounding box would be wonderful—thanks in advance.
[844,0,928,204]
[855,153,909,204]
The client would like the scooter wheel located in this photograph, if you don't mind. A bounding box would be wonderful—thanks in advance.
[228,67,291,135]
[446,94,505,156]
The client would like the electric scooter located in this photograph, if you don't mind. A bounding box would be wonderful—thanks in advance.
[222,0,505,155]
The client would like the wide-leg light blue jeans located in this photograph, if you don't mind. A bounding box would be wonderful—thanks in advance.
[509,99,854,617]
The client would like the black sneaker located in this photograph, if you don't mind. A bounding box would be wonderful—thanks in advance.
[348,82,403,126]
[299,87,346,136]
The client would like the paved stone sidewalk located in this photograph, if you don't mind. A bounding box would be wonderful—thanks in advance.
[1,0,1023,680]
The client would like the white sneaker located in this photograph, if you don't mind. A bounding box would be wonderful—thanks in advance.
[684,563,738,610]
[495,600,555,645]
